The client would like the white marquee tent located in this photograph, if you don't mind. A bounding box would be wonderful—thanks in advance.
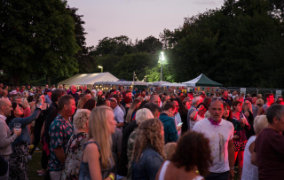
[94,80,148,86]
[58,72,119,86]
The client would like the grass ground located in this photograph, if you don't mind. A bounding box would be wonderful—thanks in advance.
[27,151,44,180]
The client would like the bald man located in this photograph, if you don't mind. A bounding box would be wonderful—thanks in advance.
[0,99,21,179]
[193,99,235,180]
[68,85,79,104]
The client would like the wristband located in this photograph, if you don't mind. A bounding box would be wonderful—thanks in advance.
[108,173,115,180]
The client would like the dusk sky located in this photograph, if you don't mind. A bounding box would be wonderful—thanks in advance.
[67,0,224,47]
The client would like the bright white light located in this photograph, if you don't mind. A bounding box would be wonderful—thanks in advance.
[98,65,103,72]
[159,51,166,64]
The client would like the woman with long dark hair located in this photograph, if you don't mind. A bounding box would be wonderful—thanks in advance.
[180,97,191,134]
[222,102,232,121]
[156,131,212,180]
[131,118,165,180]
[231,101,250,179]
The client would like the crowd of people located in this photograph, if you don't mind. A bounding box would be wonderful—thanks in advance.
[0,83,283,180]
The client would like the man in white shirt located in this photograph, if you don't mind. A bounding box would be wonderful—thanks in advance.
[110,97,125,128]
[193,99,235,180]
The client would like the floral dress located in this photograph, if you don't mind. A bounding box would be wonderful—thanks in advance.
[61,132,88,180]
[232,113,249,152]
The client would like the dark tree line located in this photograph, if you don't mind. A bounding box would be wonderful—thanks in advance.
[88,0,284,87]
[161,0,284,88]
[0,0,80,85]
[89,36,163,81]
[1,0,283,88]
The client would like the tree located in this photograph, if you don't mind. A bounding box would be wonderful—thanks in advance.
[135,36,163,53]
[95,54,122,74]
[0,0,79,85]
[67,7,95,73]
[162,0,284,88]
[145,64,175,82]
[113,52,157,80]
[90,35,163,80]
[94,36,134,56]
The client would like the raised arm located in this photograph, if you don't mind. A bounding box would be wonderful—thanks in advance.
[11,108,41,126]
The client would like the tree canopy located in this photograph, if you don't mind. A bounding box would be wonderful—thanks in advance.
[0,0,79,85]
[161,0,284,88]
[1,0,283,88]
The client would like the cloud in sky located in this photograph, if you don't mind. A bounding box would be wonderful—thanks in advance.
[67,0,224,47]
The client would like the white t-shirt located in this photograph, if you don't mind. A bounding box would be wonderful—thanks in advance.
[158,160,204,180]
[241,136,258,180]
[193,118,234,173]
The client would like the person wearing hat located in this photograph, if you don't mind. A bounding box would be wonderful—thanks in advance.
[109,97,125,128]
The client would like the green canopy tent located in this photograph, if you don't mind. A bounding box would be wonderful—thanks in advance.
[183,73,222,87]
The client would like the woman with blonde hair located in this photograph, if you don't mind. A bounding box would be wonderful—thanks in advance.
[241,115,268,180]
[131,118,165,180]
[79,106,117,180]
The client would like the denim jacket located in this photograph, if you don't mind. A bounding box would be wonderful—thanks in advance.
[9,108,41,145]
[132,147,163,180]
